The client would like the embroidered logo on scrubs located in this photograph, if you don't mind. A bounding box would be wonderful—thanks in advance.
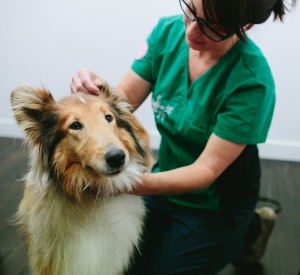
[135,41,148,60]
[152,95,174,121]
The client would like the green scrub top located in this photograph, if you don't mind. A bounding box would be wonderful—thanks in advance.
[132,15,275,211]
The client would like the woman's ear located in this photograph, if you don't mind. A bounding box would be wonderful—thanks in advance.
[243,24,254,32]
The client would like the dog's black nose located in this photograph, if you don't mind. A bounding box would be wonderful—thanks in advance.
[105,149,125,168]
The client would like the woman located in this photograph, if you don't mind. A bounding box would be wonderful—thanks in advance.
[70,0,296,274]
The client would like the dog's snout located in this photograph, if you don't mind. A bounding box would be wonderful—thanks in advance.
[105,149,125,168]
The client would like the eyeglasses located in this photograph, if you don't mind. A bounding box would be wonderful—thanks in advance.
[179,0,234,42]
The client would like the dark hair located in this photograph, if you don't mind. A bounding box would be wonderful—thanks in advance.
[202,0,297,41]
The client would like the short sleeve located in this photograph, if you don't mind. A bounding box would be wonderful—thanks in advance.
[214,79,275,144]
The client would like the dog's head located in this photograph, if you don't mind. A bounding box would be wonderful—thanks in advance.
[11,85,151,202]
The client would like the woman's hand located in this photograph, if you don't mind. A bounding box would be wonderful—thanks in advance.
[70,68,108,95]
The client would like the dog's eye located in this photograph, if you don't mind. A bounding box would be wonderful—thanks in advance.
[69,122,83,130]
[105,114,113,123]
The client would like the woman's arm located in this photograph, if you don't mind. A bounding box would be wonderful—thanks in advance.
[117,69,152,110]
[134,133,246,195]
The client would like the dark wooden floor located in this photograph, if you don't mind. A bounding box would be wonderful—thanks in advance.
[0,137,299,275]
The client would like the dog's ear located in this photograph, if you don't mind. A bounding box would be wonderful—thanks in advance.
[11,85,57,145]
[104,86,133,113]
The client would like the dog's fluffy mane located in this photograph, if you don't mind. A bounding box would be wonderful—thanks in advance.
[11,85,151,274]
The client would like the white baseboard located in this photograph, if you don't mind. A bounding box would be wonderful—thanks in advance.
[149,132,300,162]
[1,119,299,162]
[258,140,300,162]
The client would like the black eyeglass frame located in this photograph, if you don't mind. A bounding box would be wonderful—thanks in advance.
[179,0,234,42]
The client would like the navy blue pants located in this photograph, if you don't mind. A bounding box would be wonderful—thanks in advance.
[126,195,256,275]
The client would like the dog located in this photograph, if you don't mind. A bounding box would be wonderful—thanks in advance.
[11,84,151,275]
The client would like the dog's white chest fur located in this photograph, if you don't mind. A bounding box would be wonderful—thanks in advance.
[19,185,145,275]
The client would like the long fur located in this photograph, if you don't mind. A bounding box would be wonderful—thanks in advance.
[11,85,151,275]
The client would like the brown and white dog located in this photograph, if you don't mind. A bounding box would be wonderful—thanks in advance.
[11,85,151,275]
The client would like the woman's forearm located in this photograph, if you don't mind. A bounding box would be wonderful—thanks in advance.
[133,134,246,196]
[134,163,214,196]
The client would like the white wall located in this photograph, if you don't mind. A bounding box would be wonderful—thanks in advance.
[0,0,299,161]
